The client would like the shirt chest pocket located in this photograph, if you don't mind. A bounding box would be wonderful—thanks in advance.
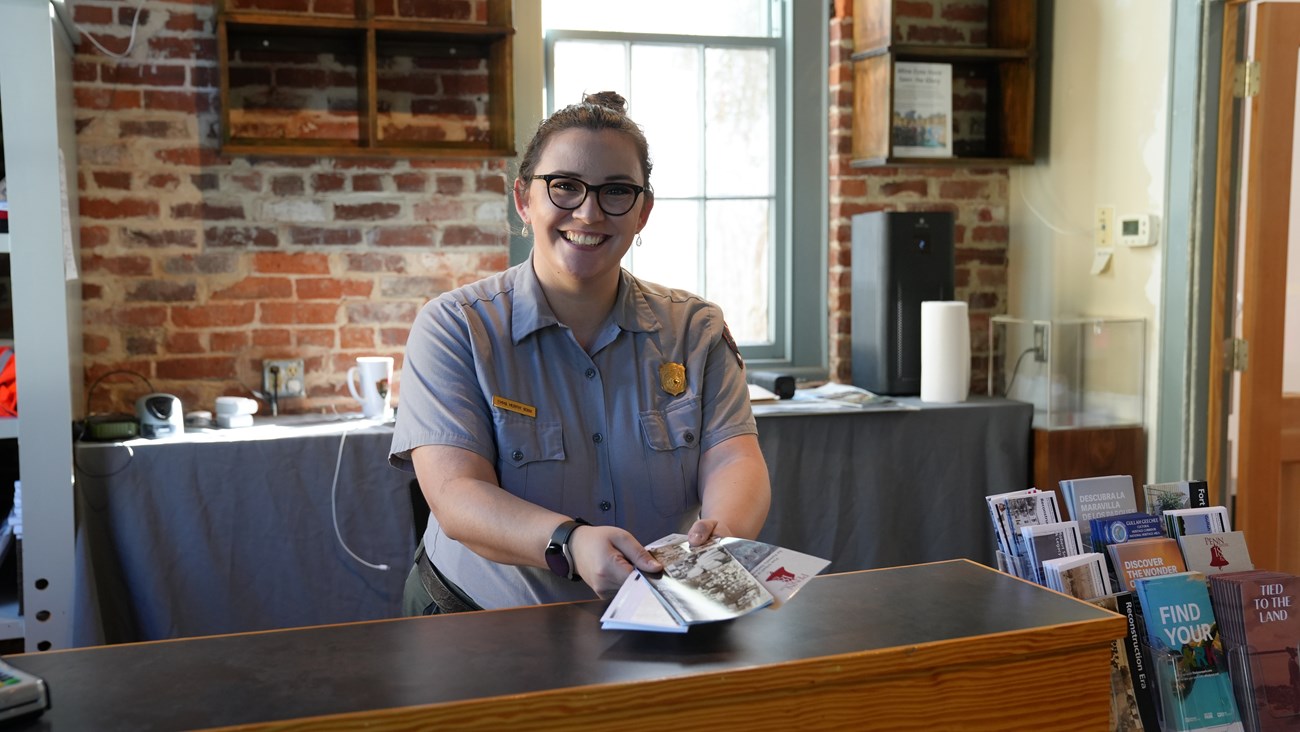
[495,417,566,510]
[638,397,703,516]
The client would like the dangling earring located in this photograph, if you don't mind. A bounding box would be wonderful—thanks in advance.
[635,234,643,247]
[521,223,529,237]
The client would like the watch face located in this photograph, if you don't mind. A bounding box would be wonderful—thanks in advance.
[545,544,570,579]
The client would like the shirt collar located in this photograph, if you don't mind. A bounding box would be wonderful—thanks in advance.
[511,257,661,344]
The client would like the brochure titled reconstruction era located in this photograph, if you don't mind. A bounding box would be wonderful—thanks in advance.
[600,534,830,633]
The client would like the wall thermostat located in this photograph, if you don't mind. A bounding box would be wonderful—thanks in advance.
[1118,214,1158,247]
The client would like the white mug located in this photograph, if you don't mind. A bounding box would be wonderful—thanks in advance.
[347,356,394,420]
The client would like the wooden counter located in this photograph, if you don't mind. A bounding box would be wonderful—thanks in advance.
[6,560,1125,731]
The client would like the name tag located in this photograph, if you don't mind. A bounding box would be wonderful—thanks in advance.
[492,395,537,419]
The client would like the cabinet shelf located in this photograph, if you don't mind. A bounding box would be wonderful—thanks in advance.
[217,1,515,159]
[849,0,1040,168]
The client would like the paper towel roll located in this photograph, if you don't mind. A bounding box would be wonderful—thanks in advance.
[920,301,970,403]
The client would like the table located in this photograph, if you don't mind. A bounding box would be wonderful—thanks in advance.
[754,396,1032,573]
[72,398,1031,646]
[8,560,1124,732]
[73,416,415,647]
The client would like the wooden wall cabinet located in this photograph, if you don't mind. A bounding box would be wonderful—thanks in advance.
[1033,426,1148,513]
[217,0,515,158]
[850,0,1039,167]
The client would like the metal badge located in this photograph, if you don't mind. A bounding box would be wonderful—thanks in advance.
[659,362,686,396]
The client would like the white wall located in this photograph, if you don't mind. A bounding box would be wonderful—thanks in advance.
[1008,0,1171,463]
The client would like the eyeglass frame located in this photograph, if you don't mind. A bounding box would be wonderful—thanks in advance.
[529,174,650,217]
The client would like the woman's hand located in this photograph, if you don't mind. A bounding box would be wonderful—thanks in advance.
[569,525,663,597]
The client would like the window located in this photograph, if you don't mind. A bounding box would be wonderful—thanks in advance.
[535,0,826,373]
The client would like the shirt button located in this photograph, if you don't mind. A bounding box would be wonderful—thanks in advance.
[592,433,604,444]
[584,368,596,379]
[599,501,612,512]
[511,450,524,462]
[684,431,695,444]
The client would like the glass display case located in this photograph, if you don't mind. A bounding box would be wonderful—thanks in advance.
[989,315,1145,429]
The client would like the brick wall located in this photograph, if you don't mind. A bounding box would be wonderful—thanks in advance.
[72,0,507,415]
[61,0,1009,414]
[828,0,1009,393]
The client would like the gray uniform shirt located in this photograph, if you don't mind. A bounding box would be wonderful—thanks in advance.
[389,258,757,609]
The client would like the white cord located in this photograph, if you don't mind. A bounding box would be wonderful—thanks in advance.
[331,423,390,571]
[1016,175,1092,238]
[78,0,148,60]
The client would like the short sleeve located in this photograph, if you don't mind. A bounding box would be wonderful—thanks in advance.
[696,308,757,453]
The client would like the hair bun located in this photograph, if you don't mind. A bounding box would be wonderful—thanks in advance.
[582,91,628,115]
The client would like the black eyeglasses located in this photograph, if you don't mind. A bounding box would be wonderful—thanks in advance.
[530,174,647,216]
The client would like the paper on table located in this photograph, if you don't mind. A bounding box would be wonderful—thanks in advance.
[748,382,780,402]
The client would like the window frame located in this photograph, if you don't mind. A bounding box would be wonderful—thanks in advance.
[513,0,826,376]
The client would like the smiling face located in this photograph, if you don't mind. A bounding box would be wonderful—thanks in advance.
[515,128,653,296]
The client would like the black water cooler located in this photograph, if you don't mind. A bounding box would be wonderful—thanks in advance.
[850,211,955,395]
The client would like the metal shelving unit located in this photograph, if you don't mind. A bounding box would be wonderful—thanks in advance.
[0,0,83,651]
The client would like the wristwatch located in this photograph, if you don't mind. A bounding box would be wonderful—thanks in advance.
[545,518,590,581]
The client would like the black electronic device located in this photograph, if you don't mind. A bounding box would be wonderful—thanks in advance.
[850,211,955,395]
[747,370,795,400]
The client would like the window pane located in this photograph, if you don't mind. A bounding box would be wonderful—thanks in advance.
[705,47,772,197]
[544,0,770,37]
[706,199,770,344]
[552,41,627,111]
[631,44,701,197]
[623,200,701,295]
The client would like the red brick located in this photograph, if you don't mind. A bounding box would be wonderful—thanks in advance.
[165,332,205,354]
[74,86,142,111]
[380,327,409,346]
[156,147,225,167]
[340,327,376,349]
[229,173,263,192]
[351,174,385,192]
[212,277,295,300]
[271,176,305,196]
[124,229,199,248]
[937,180,985,199]
[80,197,160,220]
[163,253,239,275]
[333,158,399,171]
[84,333,112,355]
[205,226,279,248]
[171,202,246,220]
[171,303,257,328]
[92,171,132,190]
[345,301,418,324]
[296,278,373,299]
[82,254,153,276]
[312,173,346,192]
[896,0,934,19]
[259,302,339,325]
[164,11,208,32]
[289,227,363,245]
[148,37,216,61]
[210,331,251,352]
[253,329,293,347]
[144,90,214,113]
[128,280,198,302]
[442,225,502,247]
[969,225,1008,244]
[879,180,927,197]
[156,356,238,380]
[190,66,220,89]
[393,173,426,192]
[295,329,336,348]
[74,4,114,23]
[87,305,168,327]
[942,3,987,23]
[99,63,188,87]
[346,252,406,273]
[254,252,331,274]
[373,227,434,247]
[81,226,112,249]
[126,336,159,356]
[147,173,181,190]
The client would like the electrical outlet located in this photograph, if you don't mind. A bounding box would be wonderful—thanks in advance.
[1033,324,1048,363]
[1095,205,1116,249]
[263,359,306,398]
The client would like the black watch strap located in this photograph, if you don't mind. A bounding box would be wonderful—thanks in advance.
[545,518,590,581]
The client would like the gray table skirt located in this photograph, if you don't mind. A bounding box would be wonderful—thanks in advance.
[70,398,1031,646]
